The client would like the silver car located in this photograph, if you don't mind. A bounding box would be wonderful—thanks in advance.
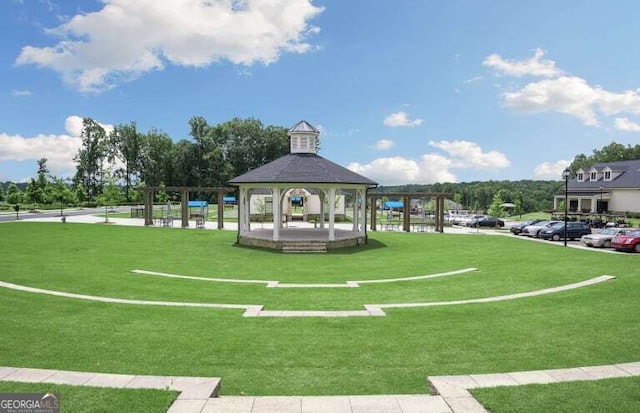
[581,228,632,248]
[522,220,562,238]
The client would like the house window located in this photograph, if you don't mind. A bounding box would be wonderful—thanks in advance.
[577,173,584,181]
[604,171,611,180]
[590,171,597,181]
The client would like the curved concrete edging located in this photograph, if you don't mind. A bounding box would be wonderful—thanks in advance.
[0,275,614,318]
[131,267,479,288]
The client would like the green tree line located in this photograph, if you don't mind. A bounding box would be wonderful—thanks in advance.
[2,126,639,215]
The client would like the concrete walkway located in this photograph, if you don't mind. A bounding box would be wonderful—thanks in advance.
[1,362,639,412]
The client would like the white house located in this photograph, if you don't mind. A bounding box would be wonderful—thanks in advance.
[554,159,640,214]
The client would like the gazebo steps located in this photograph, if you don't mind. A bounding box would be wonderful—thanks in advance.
[281,241,327,253]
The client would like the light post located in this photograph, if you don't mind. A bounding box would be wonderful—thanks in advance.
[562,168,570,247]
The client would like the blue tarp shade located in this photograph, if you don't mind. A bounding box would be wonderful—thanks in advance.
[223,196,236,203]
[188,201,208,208]
[383,201,404,210]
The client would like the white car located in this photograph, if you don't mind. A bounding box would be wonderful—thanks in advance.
[581,228,632,248]
[522,220,562,238]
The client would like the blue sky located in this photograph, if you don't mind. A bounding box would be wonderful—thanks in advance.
[1,0,640,185]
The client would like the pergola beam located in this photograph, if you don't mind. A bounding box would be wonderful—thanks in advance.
[368,192,451,233]
[138,186,235,229]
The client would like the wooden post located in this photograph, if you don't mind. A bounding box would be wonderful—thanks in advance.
[438,195,445,233]
[144,189,153,226]
[181,190,189,228]
[217,190,224,230]
[370,195,377,231]
[403,195,410,232]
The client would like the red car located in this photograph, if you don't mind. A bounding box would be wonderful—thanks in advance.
[611,230,640,253]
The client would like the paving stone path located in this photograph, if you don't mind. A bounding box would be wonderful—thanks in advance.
[1,362,639,412]
[0,275,615,318]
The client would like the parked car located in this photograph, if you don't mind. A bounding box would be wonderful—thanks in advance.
[522,220,562,238]
[451,214,483,226]
[510,219,544,235]
[465,216,505,228]
[540,222,592,241]
[611,230,640,253]
[581,228,632,248]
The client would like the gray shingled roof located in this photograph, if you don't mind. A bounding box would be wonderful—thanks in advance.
[229,153,378,186]
[569,159,640,190]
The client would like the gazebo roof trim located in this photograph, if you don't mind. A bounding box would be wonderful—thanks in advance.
[228,153,378,186]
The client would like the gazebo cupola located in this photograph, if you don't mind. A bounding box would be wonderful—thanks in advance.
[289,120,319,154]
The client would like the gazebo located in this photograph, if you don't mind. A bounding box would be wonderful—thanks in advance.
[228,120,378,251]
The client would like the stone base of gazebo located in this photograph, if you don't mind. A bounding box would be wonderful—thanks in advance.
[237,228,366,251]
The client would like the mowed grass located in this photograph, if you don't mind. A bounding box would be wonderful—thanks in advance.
[471,376,640,413]
[0,222,638,398]
[0,381,177,413]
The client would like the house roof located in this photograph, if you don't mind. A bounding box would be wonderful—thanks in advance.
[289,120,319,134]
[569,159,640,190]
[228,153,378,186]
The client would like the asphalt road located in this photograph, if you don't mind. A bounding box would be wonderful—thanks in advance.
[0,206,131,223]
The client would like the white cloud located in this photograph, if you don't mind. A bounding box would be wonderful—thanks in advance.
[11,89,32,96]
[486,49,640,127]
[348,155,455,185]
[347,140,509,185]
[483,48,563,78]
[428,140,511,169]
[0,115,114,177]
[15,0,323,92]
[374,139,394,150]
[463,75,482,84]
[383,111,424,127]
[614,117,640,132]
[502,76,601,126]
[502,76,640,127]
[533,160,571,180]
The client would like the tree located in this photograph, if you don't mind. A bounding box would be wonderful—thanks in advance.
[569,141,640,173]
[24,178,47,206]
[488,192,506,218]
[36,158,50,192]
[96,172,123,223]
[6,183,23,205]
[74,118,108,202]
[139,129,174,187]
[110,122,143,202]
[0,184,5,202]
[50,177,76,216]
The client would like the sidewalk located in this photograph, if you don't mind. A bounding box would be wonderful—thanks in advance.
[1,362,639,412]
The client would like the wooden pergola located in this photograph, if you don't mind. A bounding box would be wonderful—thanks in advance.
[368,192,451,233]
[138,186,235,229]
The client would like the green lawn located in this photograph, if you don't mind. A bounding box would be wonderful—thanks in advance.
[0,382,177,413]
[471,376,640,413]
[0,222,638,402]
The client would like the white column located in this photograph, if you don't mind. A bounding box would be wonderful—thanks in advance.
[352,190,358,232]
[245,189,251,232]
[328,188,336,241]
[359,188,367,232]
[272,187,281,241]
[319,192,325,229]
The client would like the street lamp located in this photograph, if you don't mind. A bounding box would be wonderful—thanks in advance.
[562,168,570,247]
